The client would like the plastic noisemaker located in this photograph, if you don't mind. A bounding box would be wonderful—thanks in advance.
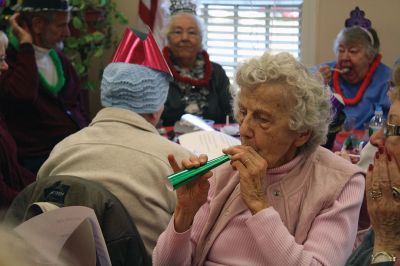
[165,154,231,191]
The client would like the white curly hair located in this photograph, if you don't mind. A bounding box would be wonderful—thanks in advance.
[234,52,332,155]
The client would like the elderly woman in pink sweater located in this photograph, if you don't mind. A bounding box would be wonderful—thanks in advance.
[153,52,365,265]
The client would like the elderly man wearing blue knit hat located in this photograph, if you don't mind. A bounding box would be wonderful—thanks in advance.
[37,29,193,255]
[101,62,169,120]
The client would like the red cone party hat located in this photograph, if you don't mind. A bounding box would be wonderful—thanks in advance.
[111,27,172,77]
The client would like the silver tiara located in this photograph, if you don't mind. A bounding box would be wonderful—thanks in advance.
[169,0,196,15]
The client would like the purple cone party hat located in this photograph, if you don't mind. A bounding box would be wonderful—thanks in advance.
[111,27,172,77]
[345,6,371,29]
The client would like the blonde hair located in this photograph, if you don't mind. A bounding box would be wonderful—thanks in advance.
[0,225,45,266]
[0,224,74,266]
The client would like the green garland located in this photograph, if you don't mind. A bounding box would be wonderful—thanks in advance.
[8,33,65,95]
[8,30,18,49]
[38,49,65,95]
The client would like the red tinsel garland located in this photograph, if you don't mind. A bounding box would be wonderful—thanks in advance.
[333,54,381,106]
[163,47,212,87]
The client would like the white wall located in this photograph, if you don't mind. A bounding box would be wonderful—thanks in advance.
[114,0,139,31]
[87,0,139,116]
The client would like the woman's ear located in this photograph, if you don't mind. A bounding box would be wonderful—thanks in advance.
[141,109,163,126]
[294,130,311,148]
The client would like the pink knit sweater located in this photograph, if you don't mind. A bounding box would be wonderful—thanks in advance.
[153,147,365,265]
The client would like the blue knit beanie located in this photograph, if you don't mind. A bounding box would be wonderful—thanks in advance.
[101,63,170,114]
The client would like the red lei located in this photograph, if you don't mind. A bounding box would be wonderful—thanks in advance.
[163,47,212,87]
[333,54,381,106]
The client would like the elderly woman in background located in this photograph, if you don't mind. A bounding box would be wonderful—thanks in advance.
[345,61,400,266]
[161,4,232,126]
[153,52,365,265]
[319,7,391,149]
[0,31,35,212]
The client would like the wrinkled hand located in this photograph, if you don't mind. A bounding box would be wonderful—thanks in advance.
[223,145,269,214]
[366,147,400,254]
[168,154,212,232]
[319,65,332,85]
[9,13,32,44]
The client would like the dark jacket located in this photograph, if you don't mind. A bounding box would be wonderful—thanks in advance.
[162,61,232,126]
[0,116,35,209]
[4,175,151,266]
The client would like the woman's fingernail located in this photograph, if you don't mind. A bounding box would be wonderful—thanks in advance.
[379,146,384,154]
[375,152,379,159]
[368,164,374,171]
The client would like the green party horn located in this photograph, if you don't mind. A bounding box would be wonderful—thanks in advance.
[165,154,231,191]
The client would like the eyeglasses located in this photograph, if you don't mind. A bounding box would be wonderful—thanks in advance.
[384,121,400,137]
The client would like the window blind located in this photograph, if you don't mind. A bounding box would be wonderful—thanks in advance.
[198,0,303,81]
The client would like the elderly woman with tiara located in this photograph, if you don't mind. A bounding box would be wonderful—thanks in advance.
[160,0,233,126]
[319,7,391,149]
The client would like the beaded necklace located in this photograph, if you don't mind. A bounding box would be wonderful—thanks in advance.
[333,54,381,106]
[163,47,212,87]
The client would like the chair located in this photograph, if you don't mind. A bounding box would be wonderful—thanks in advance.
[4,175,151,266]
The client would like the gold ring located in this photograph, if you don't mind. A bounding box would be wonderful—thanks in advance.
[243,158,250,164]
[369,190,383,200]
[392,186,400,198]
